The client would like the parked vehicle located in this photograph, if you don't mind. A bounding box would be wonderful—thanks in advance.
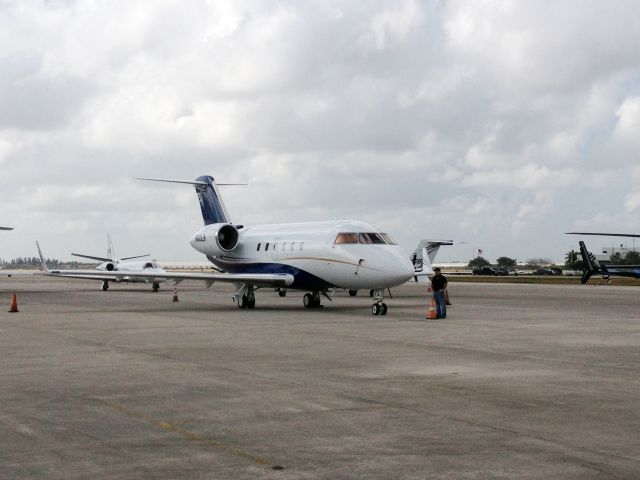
[534,268,555,275]
[473,266,502,275]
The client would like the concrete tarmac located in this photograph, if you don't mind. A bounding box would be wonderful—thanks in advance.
[1,277,639,479]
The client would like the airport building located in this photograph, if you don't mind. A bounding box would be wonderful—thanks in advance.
[595,244,640,263]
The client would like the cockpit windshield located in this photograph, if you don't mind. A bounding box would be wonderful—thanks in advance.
[358,233,385,244]
[380,233,397,245]
[334,232,390,245]
[334,233,359,244]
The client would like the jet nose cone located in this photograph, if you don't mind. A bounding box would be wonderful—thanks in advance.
[383,248,415,286]
[396,259,415,283]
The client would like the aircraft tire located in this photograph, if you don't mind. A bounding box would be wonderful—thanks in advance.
[369,289,374,297]
[278,290,287,297]
[380,303,388,316]
[303,293,313,308]
[247,297,256,309]
[101,281,109,291]
[348,289,357,297]
[371,303,380,315]
[238,294,248,309]
[152,282,160,292]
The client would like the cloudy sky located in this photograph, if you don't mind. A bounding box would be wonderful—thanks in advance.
[2,0,640,263]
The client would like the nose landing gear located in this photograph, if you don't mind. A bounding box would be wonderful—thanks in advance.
[370,289,388,316]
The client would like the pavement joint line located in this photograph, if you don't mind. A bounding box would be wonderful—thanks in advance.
[290,328,640,374]
[86,396,278,468]
[385,403,640,467]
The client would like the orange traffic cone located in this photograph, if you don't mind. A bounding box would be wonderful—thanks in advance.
[445,289,451,306]
[172,288,179,302]
[8,293,18,313]
[426,298,437,319]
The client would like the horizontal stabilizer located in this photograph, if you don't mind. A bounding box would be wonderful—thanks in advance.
[72,253,112,262]
[119,254,150,261]
[135,177,246,186]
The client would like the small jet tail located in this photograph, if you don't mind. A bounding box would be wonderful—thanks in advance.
[36,241,50,273]
[136,175,245,225]
[411,240,453,283]
[578,240,604,284]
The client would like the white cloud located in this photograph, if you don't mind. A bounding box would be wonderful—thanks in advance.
[1,0,640,262]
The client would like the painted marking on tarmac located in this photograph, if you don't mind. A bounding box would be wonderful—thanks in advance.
[88,397,277,468]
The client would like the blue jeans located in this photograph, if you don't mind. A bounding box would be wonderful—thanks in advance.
[433,290,446,318]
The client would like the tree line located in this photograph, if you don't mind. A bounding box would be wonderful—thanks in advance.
[0,257,85,268]
[469,249,640,271]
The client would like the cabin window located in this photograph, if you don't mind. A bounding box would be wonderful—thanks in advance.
[380,233,397,245]
[273,242,278,251]
[265,242,269,251]
[334,233,358,244]
[257,243,261,251]
[358,233,385,244]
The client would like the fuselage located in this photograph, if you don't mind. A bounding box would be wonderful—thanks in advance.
[189,220,414,291]
[96,260,166,283]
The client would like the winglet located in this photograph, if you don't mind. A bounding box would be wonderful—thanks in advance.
[36,241,50,273]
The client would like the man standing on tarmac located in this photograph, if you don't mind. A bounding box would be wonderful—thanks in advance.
[431,267,448,319]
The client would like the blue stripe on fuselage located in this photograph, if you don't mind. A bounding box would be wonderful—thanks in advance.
[206,256,334,290]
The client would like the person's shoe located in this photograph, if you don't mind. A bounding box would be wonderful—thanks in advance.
[435,315,441,319]
[441,315,446,319]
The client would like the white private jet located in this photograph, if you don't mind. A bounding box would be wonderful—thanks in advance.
[38,175,415,315]
[70,234,165,291]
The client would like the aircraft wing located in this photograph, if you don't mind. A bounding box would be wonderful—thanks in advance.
[36,242,293,288]
[39,268,294,287]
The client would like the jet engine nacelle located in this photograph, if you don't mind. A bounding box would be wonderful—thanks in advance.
[98,262,116,271]
[191,223,240,256]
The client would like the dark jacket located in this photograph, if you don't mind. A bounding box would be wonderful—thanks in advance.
[431,274,447,292]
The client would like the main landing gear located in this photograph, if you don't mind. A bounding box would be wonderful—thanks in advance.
[370,288,388,316]
[152,282,160,293]
[101,280,109,291]
[303,291,322,308]
[235,285,256,309]
[238,291,256,309]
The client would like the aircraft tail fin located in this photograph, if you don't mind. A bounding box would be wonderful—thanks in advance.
[578,241,603,284]
[136,176,246,225]
[420,240,455,263]
[411,240,453,283]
